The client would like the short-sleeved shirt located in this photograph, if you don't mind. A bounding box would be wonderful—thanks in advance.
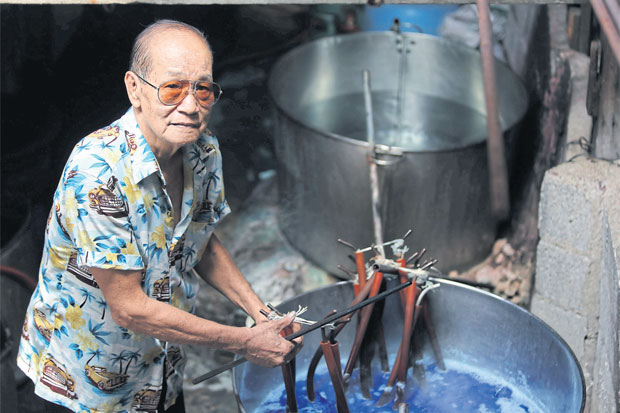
[17,108,230,412]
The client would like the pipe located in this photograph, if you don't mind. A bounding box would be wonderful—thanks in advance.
[477,0,510,221]
[602,0,620,34]
[363,69,385,256]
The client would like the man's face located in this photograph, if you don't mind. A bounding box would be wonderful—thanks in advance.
[132,29,215,154]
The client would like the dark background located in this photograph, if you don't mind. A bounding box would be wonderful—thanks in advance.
[0,4,317,249]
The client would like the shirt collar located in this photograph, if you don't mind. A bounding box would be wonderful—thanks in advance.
[117,108,161,184]
[118,108,217,184]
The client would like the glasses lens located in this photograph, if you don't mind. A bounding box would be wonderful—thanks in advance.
[158,80,189,105]
[194,82,221,106]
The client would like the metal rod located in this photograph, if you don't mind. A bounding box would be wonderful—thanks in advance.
[358,238,408,253]
[337,238,357,251]
[413,248,426,267]
[477,0,511,221]
[405,251,419,265]
[192,279,412,384]
[395,28,408,140]
[402,229,413,240]
[363,69,385,257]
[337,264,357,278]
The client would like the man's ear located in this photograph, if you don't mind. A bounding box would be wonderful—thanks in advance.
[124,71,142,108]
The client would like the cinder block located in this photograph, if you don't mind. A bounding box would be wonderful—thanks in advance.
[538,173,592,254]
[530,295,587,360]
[590,215,620,413]
[534,239,591,312]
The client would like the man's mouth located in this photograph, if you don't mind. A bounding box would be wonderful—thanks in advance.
[172,122,200,129]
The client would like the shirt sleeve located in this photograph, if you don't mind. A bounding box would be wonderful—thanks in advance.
[59,168,145,271]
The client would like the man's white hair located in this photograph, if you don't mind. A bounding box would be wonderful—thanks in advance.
[129,19,211,77]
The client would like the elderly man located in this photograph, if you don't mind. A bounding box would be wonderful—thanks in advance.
[17,20,300,413]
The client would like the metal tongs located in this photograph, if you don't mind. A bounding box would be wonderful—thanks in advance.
[192,279,414,384]
[373,259,444,408]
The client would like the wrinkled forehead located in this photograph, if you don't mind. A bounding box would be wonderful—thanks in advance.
[147,28,213,79]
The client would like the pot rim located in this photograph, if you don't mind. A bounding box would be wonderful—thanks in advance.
[268,31,529,154]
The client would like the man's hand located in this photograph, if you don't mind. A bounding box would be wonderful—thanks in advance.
[243,314,303,367]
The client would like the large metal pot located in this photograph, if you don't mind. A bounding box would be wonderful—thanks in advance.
[233,281,585,412]
[268,32,528,275]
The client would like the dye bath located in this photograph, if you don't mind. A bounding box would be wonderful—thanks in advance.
[253,359,544,413]
[300,91,495,151]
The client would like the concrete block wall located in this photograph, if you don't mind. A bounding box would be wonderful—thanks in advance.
[531,158,620,412]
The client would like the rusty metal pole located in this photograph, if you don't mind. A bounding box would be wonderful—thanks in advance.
[363,69,386,256]
[601,0,620,33]
[477,0,510,222]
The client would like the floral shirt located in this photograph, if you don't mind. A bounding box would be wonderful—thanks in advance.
[17,108,230,413]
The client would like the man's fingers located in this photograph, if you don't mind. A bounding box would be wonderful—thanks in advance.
[275,312,296,332]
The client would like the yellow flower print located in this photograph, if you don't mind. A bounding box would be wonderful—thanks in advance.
[122,176,141,204]
[64,188,78,216]
[121,242,137,256]
[54,314,64,330]
[48,246,68,270]
[75,329,97,352]
[77,230,96,251]
[93,399,123,413]
[65,305,85,330]
[152,225,166,249]
[102,148,121,167]
[143,193,154,212]
[31,351,40,372]
[164,213,174,229]
[105,251,117,264]
[63,188,78,234]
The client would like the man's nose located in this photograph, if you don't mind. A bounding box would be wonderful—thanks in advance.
[176,90,200,113]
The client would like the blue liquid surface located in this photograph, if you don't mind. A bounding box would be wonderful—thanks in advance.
[254,360,543,412]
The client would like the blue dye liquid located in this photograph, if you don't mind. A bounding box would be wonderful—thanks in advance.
[254,360,543,412]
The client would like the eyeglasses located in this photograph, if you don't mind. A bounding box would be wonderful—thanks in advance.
[133,72,223,108]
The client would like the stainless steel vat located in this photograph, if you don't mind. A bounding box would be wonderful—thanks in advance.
[268,32,528,275]
[233,281,585,412]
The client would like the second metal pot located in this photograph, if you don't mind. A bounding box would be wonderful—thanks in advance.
[268,32,528,275]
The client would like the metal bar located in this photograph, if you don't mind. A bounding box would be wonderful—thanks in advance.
[192,279,412,384]
[363,69,385,257]
[477,0,511,221]
[590,0,620,66]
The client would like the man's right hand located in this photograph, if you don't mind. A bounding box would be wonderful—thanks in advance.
[243,313,302,367]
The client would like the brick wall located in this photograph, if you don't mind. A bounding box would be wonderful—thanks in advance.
[531,158,620,412]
